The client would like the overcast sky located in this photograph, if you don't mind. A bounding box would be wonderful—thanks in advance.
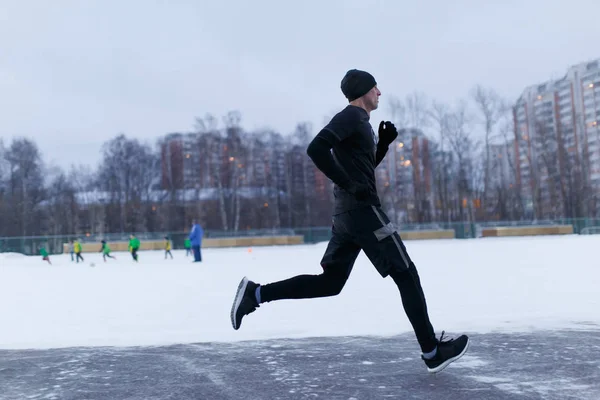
[1,0,599,170]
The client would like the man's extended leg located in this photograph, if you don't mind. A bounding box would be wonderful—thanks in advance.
[388,264,436,353]
[355,205,469,373]
[230,226,360,330]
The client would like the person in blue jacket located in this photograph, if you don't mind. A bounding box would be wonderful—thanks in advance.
[189,220,204,262]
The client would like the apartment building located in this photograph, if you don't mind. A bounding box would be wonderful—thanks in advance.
[489,140,516,190]
[513,58,600,216]
[160,132,200,190]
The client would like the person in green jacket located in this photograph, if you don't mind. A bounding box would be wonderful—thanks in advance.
[184,238,191,257]
[40,246,51,265]
[129,234,140,262]
[100,240,116,262]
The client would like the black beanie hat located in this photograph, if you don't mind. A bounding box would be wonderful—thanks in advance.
[340,69,377,101]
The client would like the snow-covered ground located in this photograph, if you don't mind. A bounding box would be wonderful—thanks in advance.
[0,235,598,350]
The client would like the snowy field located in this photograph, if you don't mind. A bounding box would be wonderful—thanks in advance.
[1,234,599,350]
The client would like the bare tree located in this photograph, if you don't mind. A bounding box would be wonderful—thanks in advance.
[532,119,562,219]
[428,101,452,222]
[296,123,314,227]
[68,164,99,234]
[8,83,600,239]
[385,93,431,223]
[574,111,597,217]
[446,102,479,222]
[405,92,431,129]
[471,85,507,219]
[97,134,157,233]
[0,140,8,235]
[515,119,542,220]
[285,123,316,227]
[387,95,408,128]
[223,111,244,232]
[496,119,524,220]
[45,173,77,236]
[196,114,228,231]
[266,130,287,229]
[4,138,46,237]
[552,116,592,219]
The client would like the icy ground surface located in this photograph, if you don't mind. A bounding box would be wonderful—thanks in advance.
[1,330,599,400]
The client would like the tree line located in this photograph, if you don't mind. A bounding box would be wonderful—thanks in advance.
[1,85,597,238]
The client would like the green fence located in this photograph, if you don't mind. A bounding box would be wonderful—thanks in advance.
[0,230,306,256]
[2,218,600,256]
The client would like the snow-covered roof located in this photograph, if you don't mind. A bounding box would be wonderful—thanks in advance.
[72,187,288,205]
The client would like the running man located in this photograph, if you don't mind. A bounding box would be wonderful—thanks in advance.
[230,69,469,374]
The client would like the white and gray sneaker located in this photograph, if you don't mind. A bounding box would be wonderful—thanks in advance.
[230,276,260,330]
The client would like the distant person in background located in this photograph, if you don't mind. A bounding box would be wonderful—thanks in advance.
[189,220,203,262]
[100,240,116,262]
[129,234,140,262]
[164,236,173,259]
[74,239,84,263]
[40,245,51,265]
[184,237,191,257]
[67,240,75,261]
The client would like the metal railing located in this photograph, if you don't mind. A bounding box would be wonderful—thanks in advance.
[3,217,600,255]
[580,226,600,235]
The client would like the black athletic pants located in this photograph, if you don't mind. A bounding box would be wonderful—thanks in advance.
[260,205,437,353]
[75,252,84,263]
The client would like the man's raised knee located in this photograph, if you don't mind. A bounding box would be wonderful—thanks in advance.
[321,267,348,296]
